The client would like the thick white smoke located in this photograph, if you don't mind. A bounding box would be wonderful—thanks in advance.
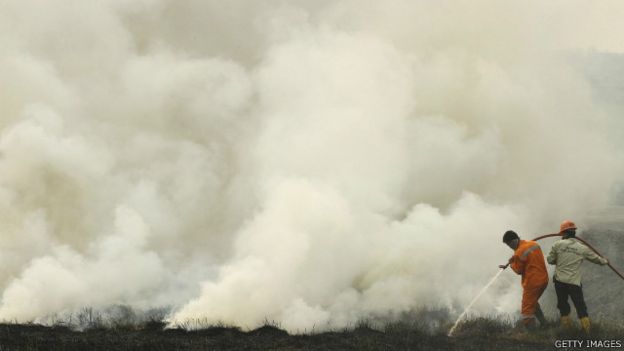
[0,0,622,332]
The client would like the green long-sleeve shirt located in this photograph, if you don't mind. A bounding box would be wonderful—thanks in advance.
[547,238,608,286]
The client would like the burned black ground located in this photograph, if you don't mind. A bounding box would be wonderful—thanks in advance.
[0,317,622,351]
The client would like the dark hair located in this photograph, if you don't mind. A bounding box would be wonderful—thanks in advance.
[503,230,519,243]
[563,228,576,238]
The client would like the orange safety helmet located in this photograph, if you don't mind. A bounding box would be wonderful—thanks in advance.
[559,220,577,233]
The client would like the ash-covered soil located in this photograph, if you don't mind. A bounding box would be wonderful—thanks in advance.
[0,317,622,351]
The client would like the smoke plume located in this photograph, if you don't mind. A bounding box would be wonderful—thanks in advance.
[0,0,622,332]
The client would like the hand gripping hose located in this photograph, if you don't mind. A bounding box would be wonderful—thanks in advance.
[502,233,624,281]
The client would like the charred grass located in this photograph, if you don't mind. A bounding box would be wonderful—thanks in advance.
[0,316,622,351]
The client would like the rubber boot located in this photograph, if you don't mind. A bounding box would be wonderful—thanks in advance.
[535,306,547,328]
[561,315,573,331]
[580,317,591,335]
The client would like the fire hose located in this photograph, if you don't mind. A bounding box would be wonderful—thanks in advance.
[449,232,622,337]
[501,233,624,281]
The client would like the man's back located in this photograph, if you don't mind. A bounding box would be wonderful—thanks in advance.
[547,238,607,286]
[511,240,549,288]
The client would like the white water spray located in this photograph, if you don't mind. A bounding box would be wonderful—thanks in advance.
[447,268,506,337]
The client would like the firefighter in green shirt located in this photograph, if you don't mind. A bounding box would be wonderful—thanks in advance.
[547,220,609,334]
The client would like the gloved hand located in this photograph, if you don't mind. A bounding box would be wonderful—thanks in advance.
[498,257,513,269]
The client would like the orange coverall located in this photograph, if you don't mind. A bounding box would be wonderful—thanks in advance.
[510,240,549,325]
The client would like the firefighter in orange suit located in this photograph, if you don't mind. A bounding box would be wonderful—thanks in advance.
[499,230,549,329]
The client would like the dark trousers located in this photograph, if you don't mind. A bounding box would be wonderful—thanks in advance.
[554,278,588,318]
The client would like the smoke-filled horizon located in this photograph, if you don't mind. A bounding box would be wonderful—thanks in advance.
[1,0,623,332]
